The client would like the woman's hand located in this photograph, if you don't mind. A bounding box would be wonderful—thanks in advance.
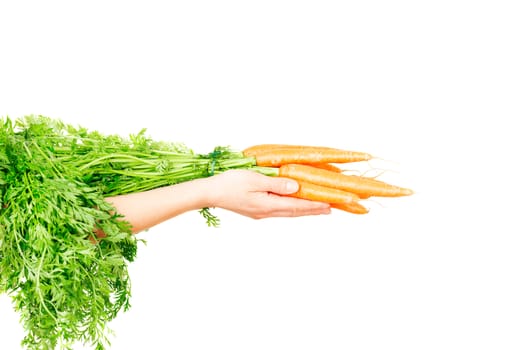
[208,169,331,219]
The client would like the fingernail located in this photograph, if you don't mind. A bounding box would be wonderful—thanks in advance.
[285,181,299,193]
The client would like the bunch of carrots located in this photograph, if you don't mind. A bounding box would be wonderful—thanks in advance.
[0,116,413,350]
[242,144,414,214]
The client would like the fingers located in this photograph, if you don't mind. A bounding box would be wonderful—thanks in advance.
[258,175,299,195]
[252,193,331,219]
[258,176,332,216]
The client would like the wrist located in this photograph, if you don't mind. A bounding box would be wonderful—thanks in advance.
[184,176,222,210]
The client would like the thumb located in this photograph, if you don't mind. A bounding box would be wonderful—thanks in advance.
[266,177,299,195]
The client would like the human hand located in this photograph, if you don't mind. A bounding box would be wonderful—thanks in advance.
[207,169,331,219]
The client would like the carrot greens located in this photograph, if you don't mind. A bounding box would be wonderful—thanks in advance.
[0,115,268,349]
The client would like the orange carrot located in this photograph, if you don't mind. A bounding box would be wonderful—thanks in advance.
[287,179,360,204]
[306,162,343,173]
[243,143,342,155]
[243,144,372,159]
[242,143,294,155]
[331,202,369,214]
[279,163,413,198]
[248,147,372,167]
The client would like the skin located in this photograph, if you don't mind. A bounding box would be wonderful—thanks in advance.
[105,169,332,234]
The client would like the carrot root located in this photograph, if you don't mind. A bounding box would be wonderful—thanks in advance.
[279,163,413,198]
[331,202,369,215]
[287,179,360,204]
[250,148,372,167]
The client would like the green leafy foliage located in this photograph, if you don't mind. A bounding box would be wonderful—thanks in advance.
[0,115,266,349]
[0,117,137,349]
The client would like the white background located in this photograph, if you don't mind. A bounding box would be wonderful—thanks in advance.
[1,1,523,349]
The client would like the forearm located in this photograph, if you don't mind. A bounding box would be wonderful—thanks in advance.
[104,177,215,234]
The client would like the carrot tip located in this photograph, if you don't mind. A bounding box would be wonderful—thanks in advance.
[403,188,415,196]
